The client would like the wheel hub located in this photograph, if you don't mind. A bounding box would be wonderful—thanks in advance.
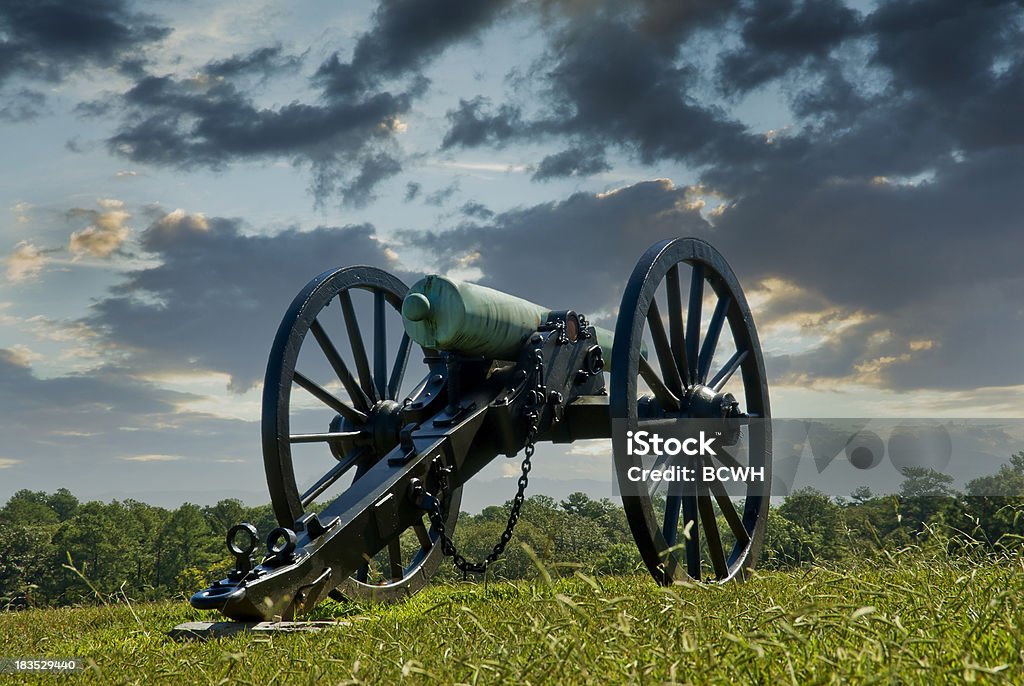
[328,400,405,461]
[685,384,742,419]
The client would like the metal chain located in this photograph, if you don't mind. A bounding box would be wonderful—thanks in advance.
[426,357,544,577]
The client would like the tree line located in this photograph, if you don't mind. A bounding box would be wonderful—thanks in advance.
[2,452,1022,609]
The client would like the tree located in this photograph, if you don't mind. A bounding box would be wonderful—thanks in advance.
[850,486,874,505]
[962,452,1024,549]
[46,489,79,521]
[155,504,220,590]
[899,468,955,499]
[897,468,957,535]
[0,490,60,527]
[560,492,613,520]
[775,488,847,563]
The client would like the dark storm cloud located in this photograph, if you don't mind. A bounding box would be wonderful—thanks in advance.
[0,88,46,122]
[441,97,529,149]
[0,0,168,112]
[532,144,610,180]
[442,4,762,172]
[425,182,460,207]
[98,0,517,205]
[716,0,861,93]
[443,0,1023,179]
[331,152,403,209]
[103,73,411,206]
[203,45,303,81]
[867,0,1024,152]
[314,0,515,97]
[88,211,413,392]
[459,201,493,219]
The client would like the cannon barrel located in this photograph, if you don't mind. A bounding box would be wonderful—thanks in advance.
[402,275,619,369]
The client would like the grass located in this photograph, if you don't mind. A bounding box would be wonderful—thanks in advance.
[1,549,1023,684]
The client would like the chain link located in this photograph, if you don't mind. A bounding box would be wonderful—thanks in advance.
[425,357,544,577]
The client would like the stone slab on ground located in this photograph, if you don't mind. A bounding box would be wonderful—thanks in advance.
[169,620,349,640]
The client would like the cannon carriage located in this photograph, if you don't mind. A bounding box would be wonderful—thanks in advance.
[191,237,771,621]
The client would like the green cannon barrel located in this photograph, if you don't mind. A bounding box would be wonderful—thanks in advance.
[402,275,619,370]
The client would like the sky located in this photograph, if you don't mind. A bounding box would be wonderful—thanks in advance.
[1,0,1023,508]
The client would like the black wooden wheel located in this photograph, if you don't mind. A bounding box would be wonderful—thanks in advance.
[611,238,771,584]
[262,265,460,601]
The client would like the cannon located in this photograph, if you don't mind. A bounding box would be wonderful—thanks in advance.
[191,237,771,621]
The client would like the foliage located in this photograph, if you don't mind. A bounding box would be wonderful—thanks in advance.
[3,450,1024,610]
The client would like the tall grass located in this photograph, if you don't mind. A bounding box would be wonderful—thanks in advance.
[0,546,1021,684]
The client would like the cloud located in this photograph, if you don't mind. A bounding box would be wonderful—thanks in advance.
[67,198,132,258]
[95,1,518,207]
[460,201,493,219]
[0,346,262,500]
[441,7,763,173]
[100,70,413,206]
[0,88,46,122]
[4,241,48,283]
[202,44,303,81]
[0,0,169,109]
[336,152,403,209]
[425,182,460,207]
[87,209,414,392]
[404,182,422,202]
[716,0,861,94]
[121,453,183,462]
[532,144,610,180]
[0,347,195,428]
[314,0,515,97]
[441,97,528,149]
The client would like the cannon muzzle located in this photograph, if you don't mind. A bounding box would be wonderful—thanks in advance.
[401,275,619,368]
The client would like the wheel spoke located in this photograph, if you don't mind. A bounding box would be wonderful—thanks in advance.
[293,371,368,424]
[339,290,377,403]
[289,430,362,444]
[645,451,673,497]
[663,494,682,547]
[707,472,750,547]
[713,446,746,471]
[387,332,412,401]
[697,296,731,383]
[685,263,704,383]
[697,486,729,579]
[308,320,371,412]
[388,538,403,581]
[412,518,432,551]
[709,350,748,392]
[639,357,681,410]
[300,449,365,507]
[666,265,691,387]
[647,298,684,397]
[682,492,700,580]
[374,291,388,401]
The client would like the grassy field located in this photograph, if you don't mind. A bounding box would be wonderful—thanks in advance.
[1,550,1022,684]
